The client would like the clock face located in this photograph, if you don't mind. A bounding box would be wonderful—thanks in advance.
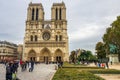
[42,32,50,41]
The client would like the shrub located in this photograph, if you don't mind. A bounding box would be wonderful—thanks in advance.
[88,69,120,74]
[52,68,105,80]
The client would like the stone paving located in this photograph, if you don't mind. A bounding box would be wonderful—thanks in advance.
[0,64,56,80]
[1,63,120,80]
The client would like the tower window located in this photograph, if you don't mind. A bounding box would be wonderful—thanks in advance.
[56,24,57,28]
[32,8,35,20]
[56,8,58,20]
[56,35,58,41]
[42,24,44,29]
[36,8,39,20]
[30,35,33,41]
[59,35,62,41]
[59,8,62,20]
[35,35,38,41]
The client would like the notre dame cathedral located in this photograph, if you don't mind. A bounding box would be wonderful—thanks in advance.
[23,2,69,62]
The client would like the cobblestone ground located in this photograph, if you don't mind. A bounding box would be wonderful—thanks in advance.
[0,64,56,80]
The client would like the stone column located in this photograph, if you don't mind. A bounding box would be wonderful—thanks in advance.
[51,56,54,62]
[37,57,39,62]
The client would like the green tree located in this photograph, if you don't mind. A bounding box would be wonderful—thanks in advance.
[78,50,97,62]
[103,16,120,61]
[69,50,76,64]
[86,50,97,61]
[95,42,106,59]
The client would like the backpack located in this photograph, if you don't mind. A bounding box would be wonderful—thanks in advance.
[6,66,11,74]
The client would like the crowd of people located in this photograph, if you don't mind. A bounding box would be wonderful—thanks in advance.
[6,60,19,80]
[19,60,34,72]
[2,59,63,80]
[4,59,35,80]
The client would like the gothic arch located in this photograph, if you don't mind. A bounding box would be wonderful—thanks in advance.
[28,49,36,61]
[54,49,64,62]
[32,8,35,20]
[40,48,51,56]
[40,48,51,63]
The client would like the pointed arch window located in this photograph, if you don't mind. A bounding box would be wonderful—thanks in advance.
[36,8,39,20]
[30,35,33,41]
[59,8,62,20]
[42,24,44,29]
[35,35,38,41]
[59,35,62,41]
[56,8,58,20]
[32,8,35,20]
[56,35,58,41]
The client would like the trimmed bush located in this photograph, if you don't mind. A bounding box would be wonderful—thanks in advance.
[88,69,120,74]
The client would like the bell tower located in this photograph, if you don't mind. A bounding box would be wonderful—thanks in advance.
[24,2,44,61]
[51,2,69,61]
[27,2,44,21]
[51,2,66,21]
[24,2,44,43]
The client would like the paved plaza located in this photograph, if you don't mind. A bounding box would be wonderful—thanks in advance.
[1,63,120,80]
[89,63,120,80]
[0,64,56,80]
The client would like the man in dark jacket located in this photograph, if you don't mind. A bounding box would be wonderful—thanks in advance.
[6,63,12,80]
[31,60,34,72]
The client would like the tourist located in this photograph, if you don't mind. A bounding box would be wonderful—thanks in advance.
[6,62,12,80]
[19,59,23,71]
[105,62,109,69]
[29,60,34,72]
[110,61,112,65]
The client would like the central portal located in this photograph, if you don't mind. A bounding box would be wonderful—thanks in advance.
[40,48,51,63]
[44,56,48,63]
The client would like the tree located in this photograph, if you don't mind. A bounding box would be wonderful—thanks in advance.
[95,42,106,59]
[69,50,76,64]
[86,50,97,61]
[78,50,97,62]
[103,16,120,61]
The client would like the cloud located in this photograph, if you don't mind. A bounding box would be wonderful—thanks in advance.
[0,0,120,54]
[69,23,102,41]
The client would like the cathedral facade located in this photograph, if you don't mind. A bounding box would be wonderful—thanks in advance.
[23,2,69,62]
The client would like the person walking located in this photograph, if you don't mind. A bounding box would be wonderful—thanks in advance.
[29,61,31,72]
[29,60,34,72]
[105,62,109,69]
[20,59,23,71]
[6,62,12,80]
[110,61,112,65]
[31,60,34,72]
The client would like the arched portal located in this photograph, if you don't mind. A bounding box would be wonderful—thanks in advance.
[28,49,36,61]
[54,49,63,62]
[40,48,51,63]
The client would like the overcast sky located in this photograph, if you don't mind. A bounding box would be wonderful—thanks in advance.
[0,0,120,53]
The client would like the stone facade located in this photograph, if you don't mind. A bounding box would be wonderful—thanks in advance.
[23,2,69,62]
[17,44,23,60]
[0,41,18,61]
